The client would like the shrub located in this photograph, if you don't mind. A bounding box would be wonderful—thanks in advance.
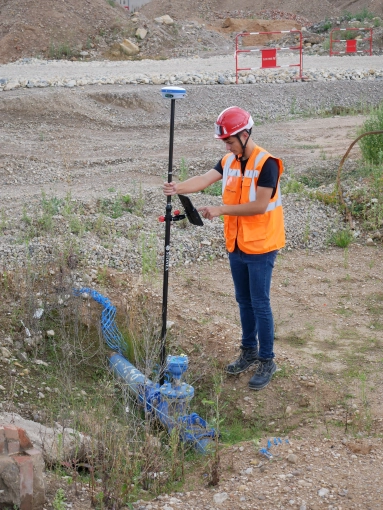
[328,228,354,248]
[358,103,383,165]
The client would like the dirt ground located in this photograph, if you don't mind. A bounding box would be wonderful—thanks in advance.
[1,0,383,64]
[1,0,383,507]
[0,79,383,509]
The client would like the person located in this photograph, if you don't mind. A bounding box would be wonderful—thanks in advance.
[163,106,285,390]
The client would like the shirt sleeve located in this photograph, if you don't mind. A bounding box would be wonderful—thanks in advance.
[214,159,224,175]
[258,157,279,198]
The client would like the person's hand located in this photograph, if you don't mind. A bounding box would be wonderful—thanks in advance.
[198,206,222,220]
[163,182,178,196]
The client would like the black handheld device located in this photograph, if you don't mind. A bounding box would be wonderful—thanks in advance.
[178,194,204,226]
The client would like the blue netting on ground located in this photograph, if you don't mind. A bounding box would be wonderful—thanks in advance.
[74,287,124,354]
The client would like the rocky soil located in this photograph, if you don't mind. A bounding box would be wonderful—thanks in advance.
[1,1,383,510]
[1,74,383,509]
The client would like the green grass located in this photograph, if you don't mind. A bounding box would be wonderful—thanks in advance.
[202,181,221,196]
[283,333,308,347]
[48,42,76,60]
[328,228,354,248]
[343,8,376,21]
[358,103,383,165]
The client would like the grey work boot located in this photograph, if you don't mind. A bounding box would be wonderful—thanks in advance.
[248,359,277,390]
[226,346,259,375]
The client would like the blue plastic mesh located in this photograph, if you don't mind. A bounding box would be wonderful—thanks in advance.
[74,287,124,354]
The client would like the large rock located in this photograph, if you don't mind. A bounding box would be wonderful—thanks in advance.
[120,39,140,56]
[135,28,148,40]
[154,15,174,25]
[0,424,45,509]
[0,412,90,466]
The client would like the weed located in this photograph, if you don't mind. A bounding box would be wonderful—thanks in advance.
[283,333,307,347]
[98,194,131,219]
[53,488,66,510]
[343,8,375,22]
[290,96,297,115]
[69,216,84,236]
[295,144,321,150]
[179,157,189,182]
[309,189,337,206]
[322,19,333,31]
[48,42,75,60]
[322,37,330,51]
[281,169,305,194]
[201,181,221,196]
[299,174,321,188]
[343,30,357,40]
[22,206,32,226]
[328,227,354,248]
[41,192,62,216]
[140,232,158,277]
[0,208,7,234]
[96,266,109,285]
[132,182,145,217]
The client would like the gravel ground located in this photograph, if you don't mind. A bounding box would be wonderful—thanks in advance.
[1,73,383,273]
[1,51,383,510]
[0,54,383,88]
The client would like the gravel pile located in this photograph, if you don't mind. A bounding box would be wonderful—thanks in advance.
[1,54,383,91]
[0,185,343,274]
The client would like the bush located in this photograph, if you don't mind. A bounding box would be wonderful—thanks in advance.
[328,228,354,248]
[358,103,383,165]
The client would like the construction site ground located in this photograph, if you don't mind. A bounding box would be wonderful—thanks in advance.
[1,1,383,509]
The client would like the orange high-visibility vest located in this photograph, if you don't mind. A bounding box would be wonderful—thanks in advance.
[222,145,285,254]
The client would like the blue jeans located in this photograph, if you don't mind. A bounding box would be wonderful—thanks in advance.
[229,248,278,360]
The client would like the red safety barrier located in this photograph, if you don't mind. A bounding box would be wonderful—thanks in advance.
[329,27,373,56]
[235,30,303,84]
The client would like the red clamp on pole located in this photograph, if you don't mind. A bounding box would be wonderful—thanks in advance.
[174,210,180,216]
[159,216,165,222]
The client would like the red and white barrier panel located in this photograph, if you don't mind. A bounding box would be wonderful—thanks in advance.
[235,30,303,84]
[329,27,373,56]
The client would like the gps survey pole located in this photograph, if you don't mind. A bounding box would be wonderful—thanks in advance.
[159,86,186,385]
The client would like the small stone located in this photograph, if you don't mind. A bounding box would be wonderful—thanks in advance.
[0,347,11,358]
[136,28,147,40]
[46,330,55,337]
[318,487,330,497]
[213,492,228,504]
[287,453,298,464]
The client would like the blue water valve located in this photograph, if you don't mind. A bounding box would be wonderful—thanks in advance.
[166,354,189,380]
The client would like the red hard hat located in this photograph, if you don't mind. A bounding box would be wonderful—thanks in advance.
[214,106,254,139]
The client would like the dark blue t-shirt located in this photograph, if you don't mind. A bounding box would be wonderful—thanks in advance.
[214,157,279,198]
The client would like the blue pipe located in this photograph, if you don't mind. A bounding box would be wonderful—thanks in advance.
[75,288,216,453]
